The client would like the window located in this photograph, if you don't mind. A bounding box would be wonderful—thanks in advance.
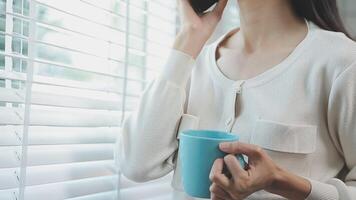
[0,0,178,199]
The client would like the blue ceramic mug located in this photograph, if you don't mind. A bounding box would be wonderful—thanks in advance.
[179,130,246,199]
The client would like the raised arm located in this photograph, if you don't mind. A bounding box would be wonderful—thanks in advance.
[117,0,228,182]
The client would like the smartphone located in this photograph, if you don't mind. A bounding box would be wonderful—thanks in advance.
[189,0,219,14]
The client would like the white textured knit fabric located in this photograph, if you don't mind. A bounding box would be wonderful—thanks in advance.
[118,21,356,199]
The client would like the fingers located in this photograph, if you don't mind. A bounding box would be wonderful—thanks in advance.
[211,173,230,188]
[210,159,230,188]
[210,158,224,178]
[212,0,228,17]
[224,154,247,180]
[210,183,230,199]
[220,142,263,157]
[178,0,197,20]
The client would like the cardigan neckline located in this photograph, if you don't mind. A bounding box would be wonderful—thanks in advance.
[208,20,319,89]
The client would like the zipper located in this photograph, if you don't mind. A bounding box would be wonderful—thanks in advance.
[225,81,245,132]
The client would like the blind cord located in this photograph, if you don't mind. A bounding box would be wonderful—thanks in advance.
[18,1,36,199]
[116,0,132,199]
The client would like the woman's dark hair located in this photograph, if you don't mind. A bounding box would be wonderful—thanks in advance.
[291,0,353,39]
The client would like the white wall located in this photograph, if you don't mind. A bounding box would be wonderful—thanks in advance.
[339,0,356,37]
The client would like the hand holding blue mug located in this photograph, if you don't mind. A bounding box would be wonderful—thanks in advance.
[179,130,246,198]
[209,142,312,200]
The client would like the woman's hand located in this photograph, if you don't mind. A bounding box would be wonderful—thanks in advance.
[173,0,228,58]
[209,142,312,200]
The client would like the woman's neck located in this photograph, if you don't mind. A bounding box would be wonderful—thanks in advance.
[235,0,306,52]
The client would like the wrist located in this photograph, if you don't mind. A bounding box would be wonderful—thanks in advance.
[173,29,208,59]
[266,166,286,193]
[268,168,311,200]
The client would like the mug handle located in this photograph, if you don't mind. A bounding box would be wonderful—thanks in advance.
[222,154,248,178]
[236,154,248,169]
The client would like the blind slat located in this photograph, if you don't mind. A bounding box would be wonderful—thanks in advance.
[66,191,117,200]
[24,176,118,200]
[0,69,132,95]
[0,107,122,127]
[80,0,177,22]
[0,107,24,125]
[0,70,27,82]
[0,88,24,104]
[33,75,124,95]
[26,161,116,186]
[0,189,17,200]
[27,144,114,166]
[0,126,22,146]
[3,9,175,47]
[36,0,176,33]
[0,51,150,84]
[0,144,114,168]
[0,126,119,146]
[31,91,122,110]
[0,147,21,168]
[0,169,19,190]
[0,87,124,111]
[28,126,118,145]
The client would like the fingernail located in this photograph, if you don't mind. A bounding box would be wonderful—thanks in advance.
[219,142,229,150]
[225,154,234,161]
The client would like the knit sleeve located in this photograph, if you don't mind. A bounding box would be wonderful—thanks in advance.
[307,63,356,200]
[117,49,195,182]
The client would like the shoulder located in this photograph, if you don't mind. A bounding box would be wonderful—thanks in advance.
[195,40,218,66]
[311,26,356,74]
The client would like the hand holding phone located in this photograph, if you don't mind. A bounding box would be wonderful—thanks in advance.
[174,0,227,58]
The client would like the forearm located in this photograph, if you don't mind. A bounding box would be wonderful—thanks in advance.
[269,168,311,200]
[120,50,195,182]
[120,84,182,181]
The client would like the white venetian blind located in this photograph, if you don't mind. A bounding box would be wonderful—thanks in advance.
[0,0,178,199]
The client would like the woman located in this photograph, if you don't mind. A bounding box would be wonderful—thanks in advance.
[118,0,356,199]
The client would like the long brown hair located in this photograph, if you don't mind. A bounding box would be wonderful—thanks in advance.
[291,0,354,40]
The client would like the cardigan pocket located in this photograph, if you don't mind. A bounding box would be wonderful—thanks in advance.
[250,119,317,154]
